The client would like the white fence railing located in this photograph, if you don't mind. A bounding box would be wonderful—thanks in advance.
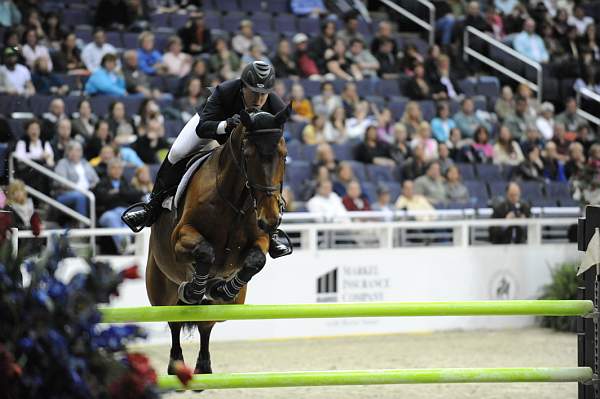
[379,0,435,45]
[576,87,600,126]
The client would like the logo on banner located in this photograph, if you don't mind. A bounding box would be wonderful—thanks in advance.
[489,270,518,300]
[316,268,338,302]
[316,266,390,303]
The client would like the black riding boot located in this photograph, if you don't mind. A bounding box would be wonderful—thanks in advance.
[268,229,293,258]
[122,159,182,232]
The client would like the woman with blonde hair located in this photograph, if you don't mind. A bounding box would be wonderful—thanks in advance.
[131,165,154,201]
[410,121,438,161]
[5,179,42,235]
[400,101,423,138]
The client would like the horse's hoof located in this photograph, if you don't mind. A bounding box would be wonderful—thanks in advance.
[204,279,235,304]
[167,358,185,375]
[177,282,201,304]
[194,359,212,375]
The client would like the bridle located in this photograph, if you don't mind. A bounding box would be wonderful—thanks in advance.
[216,124,286,220]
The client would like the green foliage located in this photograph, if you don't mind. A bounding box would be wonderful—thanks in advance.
[538,262,582,332]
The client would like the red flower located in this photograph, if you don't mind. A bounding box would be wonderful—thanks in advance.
[173,361,193,386]
[121,265,140,280]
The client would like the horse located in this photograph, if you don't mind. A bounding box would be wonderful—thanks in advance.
[146,106,290,375]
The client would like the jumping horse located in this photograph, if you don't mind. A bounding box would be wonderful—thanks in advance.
[146,106,290,375]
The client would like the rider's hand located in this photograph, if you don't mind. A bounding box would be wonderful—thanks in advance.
[225,114,241,134]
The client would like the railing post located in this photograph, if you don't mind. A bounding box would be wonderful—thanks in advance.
[463,28,469,62]
[577,206,600,399]
[536,65,543,103]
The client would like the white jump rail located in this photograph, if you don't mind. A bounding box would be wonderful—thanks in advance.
[378,0,435,45]
[576,87,600,126]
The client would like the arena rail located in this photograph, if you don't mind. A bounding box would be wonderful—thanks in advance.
[157,367,593,390]
[576,87,600,126]
[99,300,594,324]
[378,0,435,45]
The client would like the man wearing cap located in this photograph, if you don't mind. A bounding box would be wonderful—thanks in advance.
[122,61,293,258]
[293,33,320,78]
[232,19,266,57]
[0,47,34,95]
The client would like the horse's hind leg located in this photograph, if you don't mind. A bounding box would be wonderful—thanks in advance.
[174,224,214,304]
[195,322,215,374]
[167,322,184,375]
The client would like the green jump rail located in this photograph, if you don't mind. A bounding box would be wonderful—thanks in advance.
[157,367,594,390]
[100,300,594,323]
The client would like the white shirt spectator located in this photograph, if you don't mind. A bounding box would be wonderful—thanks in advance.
[0,63,32,94]
[22,44,52,71]
[81,42,117,72]
[535,115,554,141]
[232,34,266,56]
[15,139,54,161]
[568,14,594,35]
[307,190,349,222]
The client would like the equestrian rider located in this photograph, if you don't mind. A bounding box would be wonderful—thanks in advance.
[122,61,292,258]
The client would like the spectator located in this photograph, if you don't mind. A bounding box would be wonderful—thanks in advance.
[390,123,411,164]
[314,142,338,174]
[312,81,342,117]
[51,118,73,160]
[122,49,156,97]
[54,141,100,217]
[556,97,588,135]
[536,102,555,141]
[493,125,525,166]
[374,37,400,79]
[53,32,86,74]
[241,43,272,67]
[43,12,66,51]
[399,43,424,75]
[131,164,153,200]
[177,77,207,122]
[325,38,362,81]
[24,9,46,40]
[84,119,112,160]
[354,125,394,166]
[5,179,41,236]
[306,179,349,222]
[209,37,241,81]
[375,107,394,144]
[577,125,595,156]
[342,180,371,211]
[400,101,423,138]
[552,122,571,156]
[293,33,320,79]
[131,118,169,163]
[568,5,594,35]
[445,165,469,205]
[71,99,97,142]
[490,182,531,244]
[516,84,539,118]
[370,21,398,55]
[414,161,446,206]
[542,22,564,60]
[133,99,164,137]
[371,183,394,220]
[513,18,549,63]
[95,158,143,254]
[340,82,360,117]
[290,0,327,16]
[517,147,545,182]
[309,19,337,74]
[402,144,428,180]
[429,54,463,101]
[232,20,266,57]
[92,145,116,179]
[0,46,34,95]
[574,65,600,95]
[348,37,379,78]
[14,119,54,168]
[542,141,567,181]
[22,28,53,71]
[405,63,433,100]
[177,12,212,56]
[84,53,126,96]
[94,0,134,29]
[410,121,438,161]
[273,38,298,79]
[162,36,192,78]
[453,97,490,139]
[337,10,365,45]
[302,114,326,145]
[437,142,454,175]
[520,126,544,155]
[137,31,164,76]
[41,98,67,141]
[332,161,356,197]
[395,180,435,214]
[290,83,313,123]
[323,106,347,144]
[81,28,118,72]
[565,141,586,180]
[430,102,456,142]
[107,101,135,144]
[177,58,209,97]
[447,127,472,162]
[471,125,494,163]
[581,24,600,62]
[463,1,492,32]
[0,0,21,28]
[495,85,515,122]
[347,101,375,140]
[31,57,68,95]
[560,26,584,78]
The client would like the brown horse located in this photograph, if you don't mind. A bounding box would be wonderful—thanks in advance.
[146,106,290,375]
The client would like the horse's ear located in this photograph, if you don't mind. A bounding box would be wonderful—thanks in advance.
[240,109,253,129]
[274,103,292,126]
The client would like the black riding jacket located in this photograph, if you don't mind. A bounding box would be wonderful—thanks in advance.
[195,79,286,144]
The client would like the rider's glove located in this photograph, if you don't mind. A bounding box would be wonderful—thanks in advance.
[225,114,241,134]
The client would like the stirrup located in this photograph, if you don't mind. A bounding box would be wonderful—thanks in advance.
[121,202,148,233]
[269,229,293,259]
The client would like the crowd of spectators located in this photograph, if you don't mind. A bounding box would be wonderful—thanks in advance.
[0,0,598,250]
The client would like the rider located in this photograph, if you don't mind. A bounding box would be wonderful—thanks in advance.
[122,61,292,258]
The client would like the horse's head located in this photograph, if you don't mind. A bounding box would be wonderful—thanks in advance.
[238,105,291,234]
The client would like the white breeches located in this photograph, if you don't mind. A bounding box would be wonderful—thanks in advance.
[168,113,203,164]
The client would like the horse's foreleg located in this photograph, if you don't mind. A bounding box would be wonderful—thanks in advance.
[174,224,214,304]
[195,322,215,374]
[167,322,184,375]
[208,239,268,301]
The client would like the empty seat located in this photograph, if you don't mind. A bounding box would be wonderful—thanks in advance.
[249,12,272,34]
[122,165,137,182]
[164,119,184,139]
[355,79,375,97]
[456,163,475,180]
[388,99,407,120]
[286,161,312,187]
[419,100,435,121]
[122,32,138,49]
[375,80,401,97]
[477,76,500,98]
[302,144,317,162]
[361,181,376,202]
[28,95,53,116]
[331,142,354,160]
[105,31,122,48]
[476,163,503,180]
[546,181,572,200]
[0,95,30,114]
[285,121,306,142]
[213,0,238,11]
[222,12,247,31]
[519,181,544,201]
[286,140,303,161]
[458,78,477,96]
[273,14,297,33]
[300,79,321,97]
[347,160,367,182]
[366,164,395,182]
[463,180,489,207]
[297,17,320,35]
[90,95,120,117]
[268,0,290,13]
[239,0,264,12]
[150,13,170,27]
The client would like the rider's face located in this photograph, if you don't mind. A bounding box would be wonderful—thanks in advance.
[242,86,269,109]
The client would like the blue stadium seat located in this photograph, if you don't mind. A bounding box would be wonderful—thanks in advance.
[463,180,489,207]
[297,17,320,35]
[214,0,238,12]
[105,31,122,48]
[300,79,321,97]
[285,121,306,142]
[364,95,385,109]
[361,181,376,202]
[559,198,579,207]
[419,100,435,121]
[331,142,354,160]
[268,0,290,13]
[170,14,190,29]
[488,181,509,199]
[74,25,93,43]
[164,119,184,139]
[222,12,247,31]
[366,164,395,182]
[355,79,375,97]
[150,13,170,28]
[239,0,264,12]
[456,163,475,180]
[0,94,29,114]
[546,181,572,200]
[388,99,407,120]
[273,14,297,34]
[458,78,477,96]
[387,181,401,202]
[123,165,137,183]
[120,97,144,117]
[8,119,25,139]
[477,76,500,98]
[122,32,138,49]
[64,96,84,115]
[29,95,53,116]
[347,160,367,182]
[286,140,302,161]
[302,144,317,162]
[476,163,503,180]
[154,31,172,52]
[90,95,120,117]
[375,80,401,98]
[286,161,312,187]
[62,8,90,26]
[249,12,273,34]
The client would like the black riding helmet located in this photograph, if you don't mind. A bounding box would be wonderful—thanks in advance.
[240,61,275,94]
